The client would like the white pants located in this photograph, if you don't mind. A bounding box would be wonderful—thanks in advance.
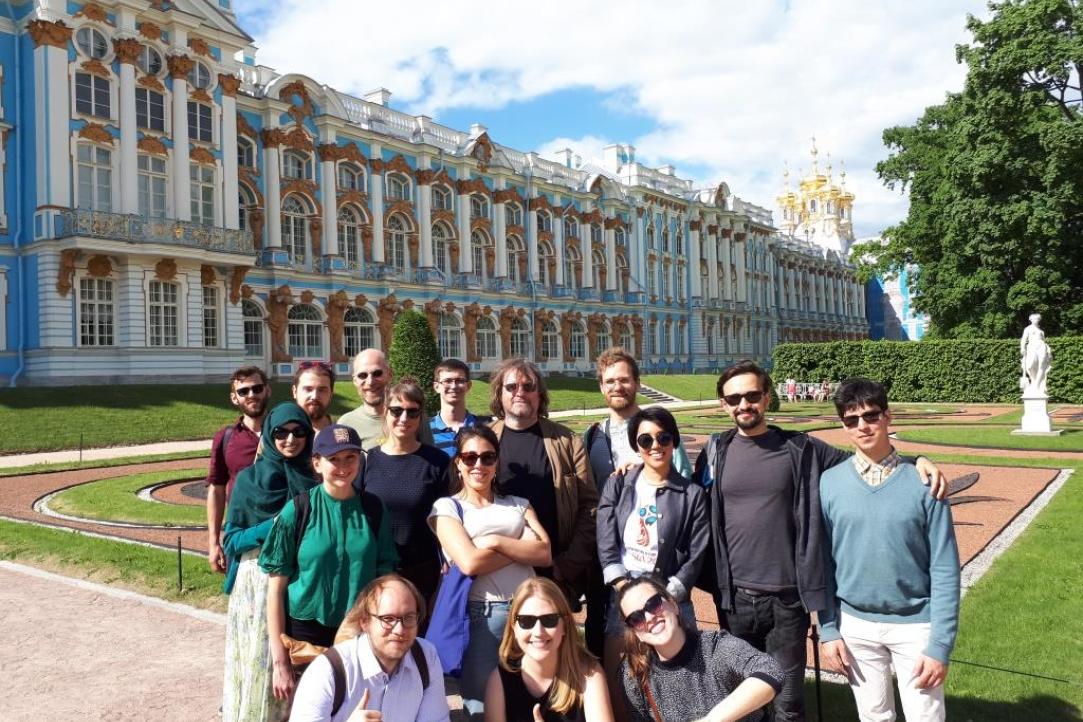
[839,611,946,722]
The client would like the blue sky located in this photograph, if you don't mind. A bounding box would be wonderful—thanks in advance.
[234,0,990,238]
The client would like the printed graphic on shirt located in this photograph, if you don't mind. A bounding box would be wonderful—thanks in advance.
[622,480,659,574]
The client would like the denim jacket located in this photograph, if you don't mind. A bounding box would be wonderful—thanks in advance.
[596,464,710,602]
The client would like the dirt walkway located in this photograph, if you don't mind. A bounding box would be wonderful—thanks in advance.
[0,562,222,721]
[811,427,1083,461]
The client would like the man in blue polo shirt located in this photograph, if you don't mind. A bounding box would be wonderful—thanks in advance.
[428,358,489,458]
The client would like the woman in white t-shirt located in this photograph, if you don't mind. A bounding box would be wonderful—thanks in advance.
[429,425,552,719]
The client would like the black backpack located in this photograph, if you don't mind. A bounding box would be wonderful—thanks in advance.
[323,641,430,715]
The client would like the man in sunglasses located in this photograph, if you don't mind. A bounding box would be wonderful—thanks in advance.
[428,358,490,459]
[292,360,335,432]
[340,348,434,450]
[693,360,947,722]
[487,358,598,606]
[818,378,959,722]
[205,366,271,573]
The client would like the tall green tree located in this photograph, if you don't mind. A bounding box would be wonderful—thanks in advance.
[387,309,442,413]
[855,0,1083,338]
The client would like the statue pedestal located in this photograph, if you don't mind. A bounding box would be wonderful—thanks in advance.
[1012,394,1062,436]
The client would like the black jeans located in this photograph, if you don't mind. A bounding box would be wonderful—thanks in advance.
[722,588,809,722]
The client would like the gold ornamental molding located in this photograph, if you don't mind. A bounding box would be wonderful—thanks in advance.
[29,20,72,50]
[229,268,249,304]
[113,38,142,66]
[137,136,167,156]
[188,37,212,57]
[218,74,240,98]
[455,177,490,197]
[78,123,113,145]
[266,285,294,363]
[138,22,162,41]
[260,128,285,148]
[80,59,111,79]
[56,250,79,297]
[200,265,216,286]
[138,74,165,92]
[493,188,523,205]
[190,147,216,165]
[73,3,111,24]
[167,54,196,80]
[154,258,178,281]
[237,115,258,139]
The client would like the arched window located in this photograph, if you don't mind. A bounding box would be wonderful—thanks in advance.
[592,249,604,289]
[137,45,163,75]
[570,321,586,360]
[237,137,255,169]
[282,195,310,262]
[677,267,686,300]
[338,206,362,267]
[565,245,581,291]
[242,299,264,357]
[476,315,497,359]
[648,321,658,355]
[471,231,490,277]
[660,262,670,299]
[661,228,670,253]
[433,223,454,277]
[75,27,109,59]
[707,324,715,356]
[563,216,578,239]
[432,184,453,211]
[590,223,602,245]
[660,321,670,355]
[619,325,633,352]
[470,194,489,219]
[187,61,213,90]
[344,307,375,358]
[594,323,611,358]
[507,236,526,283]
[542,321,560,360]
[386,172,411,201]
[537,210,552,232]
[615,254,628,294]
[282,150,312,180]
[385,214,409,272]
[510,317,530,358]
[287,303,323,358]
[615,226,626,247]
[238,185,257,236]
[646,224,655,250]
[505,203,523,226]
[439,313,461,359]
[338,163,365,192]
[675,230,684,255]
[647,260,657,297]
[538,241,555,287]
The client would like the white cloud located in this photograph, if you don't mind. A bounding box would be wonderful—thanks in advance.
[236,0,988,236]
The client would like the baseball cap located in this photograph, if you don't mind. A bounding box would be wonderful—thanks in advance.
[313,424,363,457]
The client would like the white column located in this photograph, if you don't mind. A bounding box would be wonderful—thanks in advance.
[168,55,192,221]
[553,204,566,286]
[457,192,472,272]
[31,23,71,209]
[370,169,384,263]
[221,79,240,230]
[117,49,138,215]
[604,220,617,291]
[418,181,433,267]
[319,149,337,256]
[493,194,507,277]
[528,204,540,281]
[633,210,647,291]
[579,217,592,288]
[721,232,733,300]
[262,131,282,248]
[707,232,719,299]
[858,279,867,317]
[689,226,702,297]
[736,237,748,303]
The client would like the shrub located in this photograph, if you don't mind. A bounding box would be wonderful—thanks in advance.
[387,309,441,413]
[772,338,1083,403]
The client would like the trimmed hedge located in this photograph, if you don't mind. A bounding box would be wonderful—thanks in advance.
[388,309,442,413]
[772,338,1083,403]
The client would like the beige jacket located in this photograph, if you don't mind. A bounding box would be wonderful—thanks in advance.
[490,417,598,593]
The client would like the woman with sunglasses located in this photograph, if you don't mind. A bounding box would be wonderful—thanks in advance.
[595,406,710,713]
[221,402,317,722]
[428,425,552,718]
[360,378,450,604]
[485,577,614,722]
[617,576,783,722]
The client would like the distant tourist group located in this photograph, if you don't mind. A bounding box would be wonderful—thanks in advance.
[206,347,959,722]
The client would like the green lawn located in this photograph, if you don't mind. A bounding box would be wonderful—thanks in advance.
[0,450,209,478]
[48,469,208,526]
[896,426,1083,452]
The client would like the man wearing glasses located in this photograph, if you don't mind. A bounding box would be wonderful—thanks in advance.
[428,358,490,459]
[205,366,271,573]
[290,574,449,722]
[694,360,947,722]
[292,360,336,432]
[340,348,434,450]
[487,358,598,606]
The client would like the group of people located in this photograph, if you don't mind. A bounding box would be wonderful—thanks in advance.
[206,347,960,722]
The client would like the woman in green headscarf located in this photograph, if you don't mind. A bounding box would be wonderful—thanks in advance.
[221,402,316,722]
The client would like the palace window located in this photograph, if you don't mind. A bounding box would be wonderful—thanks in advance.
[660,323,671,355]
[570,321,586,360]
[136,88,165,131]
[202,286,220,348]
[282,151,312,180]
[619,326,633,352]
[675,230,684,255]
[538,241,554,287]
[137,154,167,218]
[615,227,626,247]
[237,138,255,169]
[677,270,685,301]
[660,265,670,299]
[79,278,114,347]
[433,223,453,277]
[565,246,581,290]
[590,223,602,245]
[439,313,461,359]
[432,184,453,211]
[470,194,489,219]
[238,186,257,235]
[646,224,655,250]
[646,260,656,297]
[75,27,109,59]
[282,195,310,263]
[190,164,215,225]
[537,210,552,232]
[386,215,409,272]
[75,73,111,118]
[648,321,657,355]
[137,45,163,76]
[510,317,529,358]
[188,102,212,142]
[542,321,560,360]
[242,299,263,357]
[594,324,611,359]
[338,163,365,192]
[507,236,526,283]
[344,307,375,358]
[592,249,604,289]
[147,280,180,347]
[615,255,628,294]
[505,203,523,226]
[287,303,323,358]
[661,229,670,254]
[476,315,498,359]
[338,206,362,267]
[563,216,578,239]
[471,231,490,277]
[386,172,411,201]
[77,144,112,211]
[187,61,212,90]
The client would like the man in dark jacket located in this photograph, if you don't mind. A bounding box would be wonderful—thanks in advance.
[694,360,946,722]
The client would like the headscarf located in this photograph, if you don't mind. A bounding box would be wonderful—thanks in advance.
[226,401,317,529]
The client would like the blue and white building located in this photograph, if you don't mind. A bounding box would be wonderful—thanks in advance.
[0,0,868,385]
[867,264,928,340]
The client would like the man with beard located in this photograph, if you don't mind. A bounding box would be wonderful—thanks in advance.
[694,360,947,722]
[205,366,271,573]
[340,348,433,450]
[581,346,691,655]
[292,360,336,432]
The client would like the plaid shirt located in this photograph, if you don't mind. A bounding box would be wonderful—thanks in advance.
[851,447,901,487]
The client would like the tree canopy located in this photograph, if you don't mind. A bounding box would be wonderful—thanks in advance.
[387,309,442,413]
[855,0,1083,338]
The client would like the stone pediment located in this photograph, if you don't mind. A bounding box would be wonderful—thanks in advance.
[168,0,254,43]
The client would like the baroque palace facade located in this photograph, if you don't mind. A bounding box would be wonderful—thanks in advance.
[0,0,868,385]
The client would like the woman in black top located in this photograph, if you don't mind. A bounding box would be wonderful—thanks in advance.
[358,378,449,602]
[485,577,614,722]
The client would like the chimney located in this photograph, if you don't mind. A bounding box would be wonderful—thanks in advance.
[363,88,392,106]
[555,148,575,168]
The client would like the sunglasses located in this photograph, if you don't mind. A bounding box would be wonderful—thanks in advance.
[636,432,674,451]
[514,613,561,630]
[355,369,386,382]
[723,390,764,406]
[503,381,537,394]
[624,592,667,631]
[271,425,306,441]
[841,410,885,428]
[234,383,265,397]
[388,405,422,419]
[458,451,498,467]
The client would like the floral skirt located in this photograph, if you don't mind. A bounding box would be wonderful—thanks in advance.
[222,551,288,722]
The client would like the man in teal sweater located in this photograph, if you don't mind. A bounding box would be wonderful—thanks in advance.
[818,378,960,722]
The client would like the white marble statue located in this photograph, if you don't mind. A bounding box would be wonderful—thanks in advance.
[1019,313,1052,396]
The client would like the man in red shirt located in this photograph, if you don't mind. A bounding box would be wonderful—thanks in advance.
[205,366,271,573]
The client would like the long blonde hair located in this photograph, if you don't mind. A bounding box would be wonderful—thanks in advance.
[498,577,594,715]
